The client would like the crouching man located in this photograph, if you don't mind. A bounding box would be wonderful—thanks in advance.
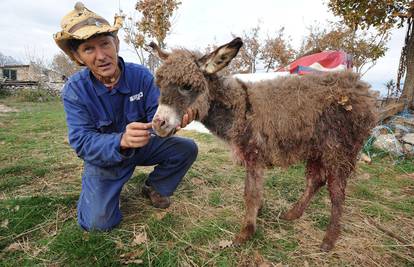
[53,2,198,231]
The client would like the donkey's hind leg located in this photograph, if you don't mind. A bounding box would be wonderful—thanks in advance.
[280,158,326,221]
[234,164,264,245]
[320,169,347,252]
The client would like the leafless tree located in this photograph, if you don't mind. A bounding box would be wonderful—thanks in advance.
[51,52,82,79]
[0,52,20,66]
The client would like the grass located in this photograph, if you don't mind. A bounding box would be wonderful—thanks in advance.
[0,97,414,266]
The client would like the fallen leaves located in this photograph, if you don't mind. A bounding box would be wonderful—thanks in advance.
[338,95,349,105]
[359,153,372,164]
[218,239,233,249]
[122,259,143,265]
[115,239,125,250]
[337,95,352,111]
[131,232,147,247]
[82,231,90,241]
[1,219,9,228]
[4,242,22,252]
[120,249,144,265]
[191,177,206,186]
[344,105,353,111]
[119,227,148,265]
[153,210,167,220]
[254,250,277,267]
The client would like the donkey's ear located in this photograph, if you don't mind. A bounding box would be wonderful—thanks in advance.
[148,41,170,61]
[198,37,243,74]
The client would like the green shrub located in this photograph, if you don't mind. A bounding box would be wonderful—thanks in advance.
[13,87,58,102]
[0,88,12,98]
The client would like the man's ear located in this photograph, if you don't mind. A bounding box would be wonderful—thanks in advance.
[197,37,243,74]
[72,51,85,65]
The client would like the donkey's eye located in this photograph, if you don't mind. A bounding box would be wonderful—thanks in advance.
[178,85,192,94]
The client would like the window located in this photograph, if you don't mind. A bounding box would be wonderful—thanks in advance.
[2,69,17,80]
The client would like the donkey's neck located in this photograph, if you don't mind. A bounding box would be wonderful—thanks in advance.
[200,76,251,142]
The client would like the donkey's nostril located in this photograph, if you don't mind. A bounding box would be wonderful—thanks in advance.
[160,120,166,128]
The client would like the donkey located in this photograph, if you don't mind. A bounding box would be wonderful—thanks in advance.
[149,38,377,251]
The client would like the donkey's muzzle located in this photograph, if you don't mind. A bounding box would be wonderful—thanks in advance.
[152,117,176,138]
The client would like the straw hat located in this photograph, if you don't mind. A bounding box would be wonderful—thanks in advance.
[53,2,124,65]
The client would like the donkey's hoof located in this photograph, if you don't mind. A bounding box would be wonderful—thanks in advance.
[280,211,301,221]
[233,224,255,246]
[320,241,334,252]
[233,234,248,247]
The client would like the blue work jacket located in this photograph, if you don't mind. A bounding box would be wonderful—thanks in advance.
[61,57,160,167]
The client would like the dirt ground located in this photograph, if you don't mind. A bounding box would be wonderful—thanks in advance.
[0,103,18,113]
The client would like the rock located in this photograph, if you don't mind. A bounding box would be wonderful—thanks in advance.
[402,133,414,145]
[392,116,414,129]
[373,134,403,156]
[403,144,414,156]
[394,127,405,138]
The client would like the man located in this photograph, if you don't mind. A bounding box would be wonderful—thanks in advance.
[54,2,198,231]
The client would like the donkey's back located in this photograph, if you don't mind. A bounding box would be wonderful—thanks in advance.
[244,71,376,167]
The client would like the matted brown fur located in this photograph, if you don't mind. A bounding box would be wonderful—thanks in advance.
[151,39,377,251]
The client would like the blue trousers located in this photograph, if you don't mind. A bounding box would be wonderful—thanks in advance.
[77,136,198,231]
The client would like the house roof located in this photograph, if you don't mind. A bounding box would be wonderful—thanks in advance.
[277,50,353,75]
[0,64,30,68]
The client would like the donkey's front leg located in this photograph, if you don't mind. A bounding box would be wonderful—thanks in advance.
[234,164,264,245]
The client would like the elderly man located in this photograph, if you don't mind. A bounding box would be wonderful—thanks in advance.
[54,2,198,231]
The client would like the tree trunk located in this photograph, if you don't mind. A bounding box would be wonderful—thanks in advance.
[401,23,414,108]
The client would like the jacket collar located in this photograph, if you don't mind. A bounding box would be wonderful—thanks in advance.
[90,57,130,96]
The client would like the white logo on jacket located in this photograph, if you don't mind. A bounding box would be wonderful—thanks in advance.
[129,92,144,102]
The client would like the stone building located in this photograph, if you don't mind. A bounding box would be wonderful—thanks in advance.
[0,64,36,81]
[0,64,66,83]
[0,64,66,93]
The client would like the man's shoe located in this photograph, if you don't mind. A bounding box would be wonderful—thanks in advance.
[142,183,171,209]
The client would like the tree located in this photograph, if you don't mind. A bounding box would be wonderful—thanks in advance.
[260,28,296,72]
[229,25,261,73]
[123,0,181,71]
[51,52,82,79]
[124,15,147,65]
[0,52,20,66]
[24,46,50,82]
[328,0,414,109]
[299,23,389,75]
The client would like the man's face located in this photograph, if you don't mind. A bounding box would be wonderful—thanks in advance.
[74,35,119,78]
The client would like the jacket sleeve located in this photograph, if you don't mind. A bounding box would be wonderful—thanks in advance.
[62,83,134,167]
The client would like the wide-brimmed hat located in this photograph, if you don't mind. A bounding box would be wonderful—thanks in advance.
[53,2,124,65]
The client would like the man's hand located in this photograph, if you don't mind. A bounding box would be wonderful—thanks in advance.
[120,122,152,149]
[176,108,196,131]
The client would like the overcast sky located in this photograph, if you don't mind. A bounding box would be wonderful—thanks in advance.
[0,0,407,94]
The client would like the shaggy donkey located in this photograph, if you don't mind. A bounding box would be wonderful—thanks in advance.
[150,38,377,251]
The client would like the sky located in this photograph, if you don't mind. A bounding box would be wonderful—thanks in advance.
[0,0,408,95]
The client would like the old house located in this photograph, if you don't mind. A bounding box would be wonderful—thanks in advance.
[0,63,66,91]
[0,64,37,81]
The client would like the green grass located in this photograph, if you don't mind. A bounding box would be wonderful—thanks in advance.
[1,97,414,266]
[47,223,121,266]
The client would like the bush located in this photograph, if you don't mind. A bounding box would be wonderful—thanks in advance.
[0,88,12,99]
[12,87,59,102]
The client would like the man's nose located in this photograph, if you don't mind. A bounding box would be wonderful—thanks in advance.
[95,47,106,61]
